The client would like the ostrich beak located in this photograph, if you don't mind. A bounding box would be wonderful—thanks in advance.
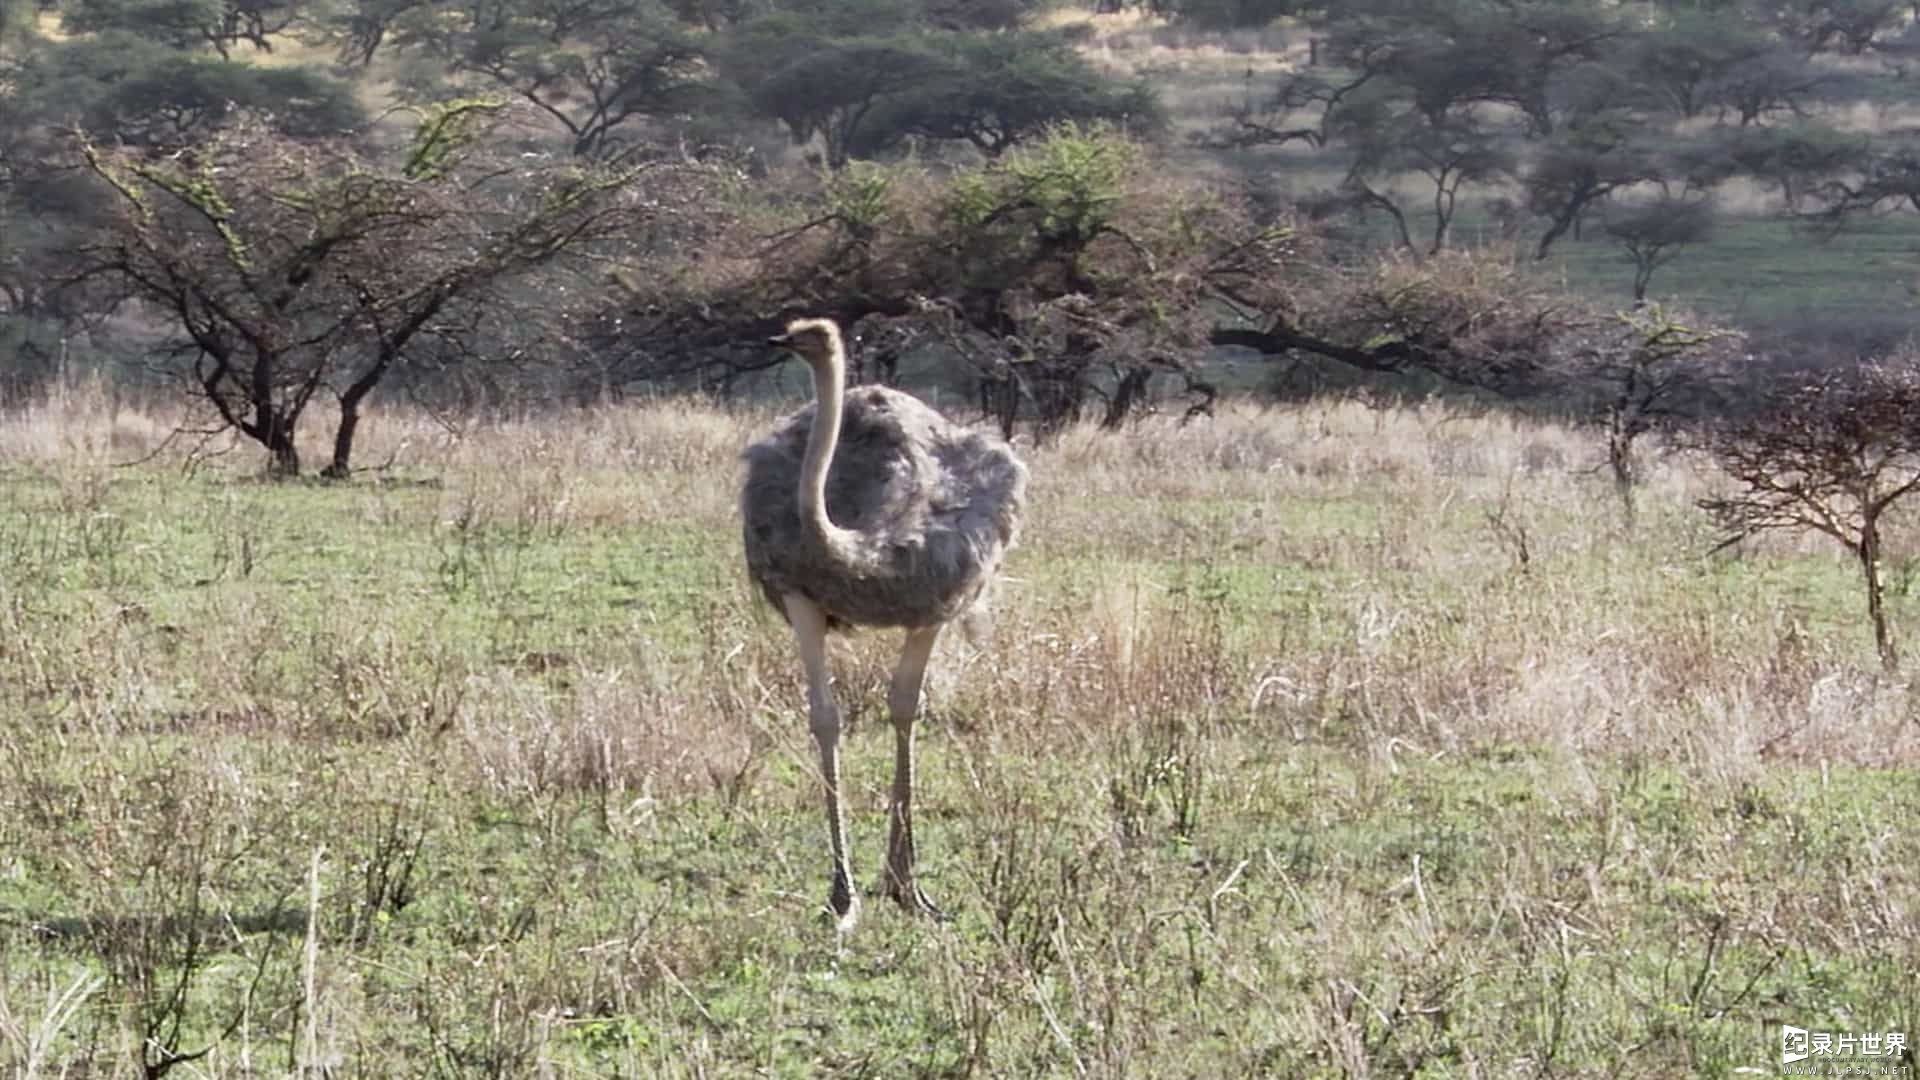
[767,332,794,349]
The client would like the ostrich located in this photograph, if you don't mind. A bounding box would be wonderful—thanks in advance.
[741,317,1028,929]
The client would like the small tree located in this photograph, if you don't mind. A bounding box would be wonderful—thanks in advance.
[1713,47,1827,126]
[1701,362,1920,672]
[1523,123,1663,259]
[81,104,702,477]
[1603,194,1714,302]
[1679,124,1865,211]
[1292,247,1592,398]
[389,0,709,158]
[851,31,1161,159]
[1568,305,1738,524]
[720,9,1152,168]
[1332,92,1512,255]
[1773,0,1905,54]
[1628,8,1776,121]
[6,29,363,151]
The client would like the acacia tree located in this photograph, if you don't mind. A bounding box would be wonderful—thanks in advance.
[81,104,707,476]
[6,0,362,152]
[322,0,431,66]
[719,5,1153,168]
[1678,124,1865,211]
[59,0,302,57]
[1713,46,1827,125]
[1807,143,1920,229]
[1524,127,1663,258]
[1219,56,1508,255]
[603,124,1634,427]
[737,34,945,168]
[16,36,363,148]
[1261,247,1593,398]
[1464,1,1622,137]
[1604,194,1715,302]
[1701,362,1920,672]
[1218,0,1618,255]
[361,0,709,157]
[1773,0,1905,54]
[1628,9,1778,120]
[1338,94,1512,254]
[850,31,1160,159]
[604,126,1294,435]
[1566,305,1739,523]
[1319,0,1620,137]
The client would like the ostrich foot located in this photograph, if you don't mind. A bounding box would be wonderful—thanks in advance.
[827,873,862,933]
[882,869,948,921]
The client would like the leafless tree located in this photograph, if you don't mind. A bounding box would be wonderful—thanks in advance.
[1568,305,1741,524]
[1700,361,1920,671]
[79,104,715,476]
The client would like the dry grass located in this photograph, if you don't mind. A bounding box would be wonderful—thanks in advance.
[9,384,1920,770]
[0,387,1915,1075]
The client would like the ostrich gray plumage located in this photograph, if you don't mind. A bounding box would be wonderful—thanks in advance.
[741,362,1026,631]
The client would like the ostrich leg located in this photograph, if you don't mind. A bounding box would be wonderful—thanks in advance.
[883,625,943,917]
[786,593,859,931]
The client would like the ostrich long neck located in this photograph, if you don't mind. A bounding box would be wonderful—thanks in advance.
[799,343,861,560]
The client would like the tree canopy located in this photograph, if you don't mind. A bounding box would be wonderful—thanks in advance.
[78,105,722,475]
[10,0,1920,458]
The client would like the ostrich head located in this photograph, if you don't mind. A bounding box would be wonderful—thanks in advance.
[768,318,844,369]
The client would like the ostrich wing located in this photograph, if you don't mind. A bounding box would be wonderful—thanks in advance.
[741,385,1027,629]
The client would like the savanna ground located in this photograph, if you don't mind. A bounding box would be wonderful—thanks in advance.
[0,386,1916,1077]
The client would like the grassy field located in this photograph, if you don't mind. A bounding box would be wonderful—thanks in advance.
[0,390,1915,1076]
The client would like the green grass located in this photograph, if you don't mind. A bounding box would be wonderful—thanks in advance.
[1550,210,1920,329]
[1,400,1916,1076]
[3,728,1912,1075]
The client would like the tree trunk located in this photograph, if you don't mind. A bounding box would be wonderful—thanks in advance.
[1607,423,1637,528]
[1430,177,1454,255]
[1860,523,1898,671]
[979,372,1018,441]
[324,403,362,479]
[1381,196,1415,253]
[327,327,420,478]
[266,424,300,478]
[1351,180,1415,253]
[1534,183,1600,260]
[1102,365,1154,430]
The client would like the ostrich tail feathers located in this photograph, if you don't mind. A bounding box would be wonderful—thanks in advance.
[960,606,991,646]
[959,581,999,645]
